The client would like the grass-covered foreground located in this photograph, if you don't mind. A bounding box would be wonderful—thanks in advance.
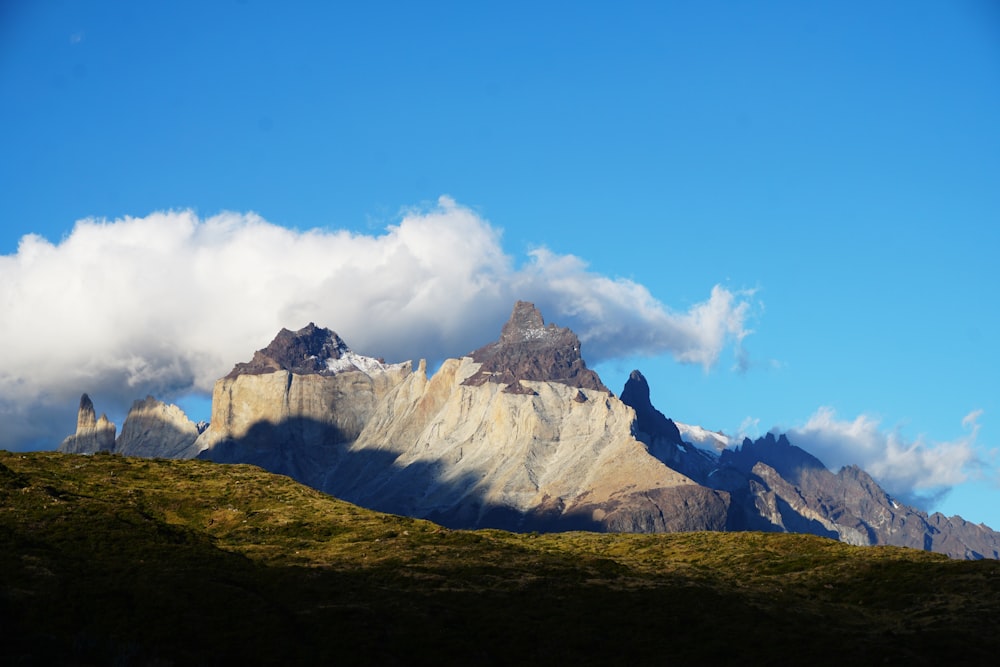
[2,451,998,665]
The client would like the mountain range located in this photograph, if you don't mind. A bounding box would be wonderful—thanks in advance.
[59,301,1000,559]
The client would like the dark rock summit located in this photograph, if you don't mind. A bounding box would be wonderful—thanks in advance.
[226,323,351,378]
[620,370,683,444]
[463,301,609,393]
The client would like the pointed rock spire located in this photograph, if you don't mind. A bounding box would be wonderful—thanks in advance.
[499,300,548,343]
[58,393,117,454]
[463,301,609,393]
[619,370,682,443]
[76,393,97,430]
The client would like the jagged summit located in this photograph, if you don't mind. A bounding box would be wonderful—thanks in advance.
[463,301,609,393]
[720,431,828,483]
[226,323,391,378]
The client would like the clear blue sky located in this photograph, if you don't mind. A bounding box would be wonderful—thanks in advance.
[2,1,998,528]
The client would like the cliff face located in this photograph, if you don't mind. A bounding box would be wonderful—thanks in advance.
[193,323,414,486]
[195,363,414,486]
[328,356,724,531]
[191,314,727,532]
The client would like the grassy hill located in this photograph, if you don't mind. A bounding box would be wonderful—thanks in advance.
[2,451,998,665]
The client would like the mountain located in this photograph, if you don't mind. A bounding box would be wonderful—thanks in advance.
[59,301,1000,559]
[192,310,728,532]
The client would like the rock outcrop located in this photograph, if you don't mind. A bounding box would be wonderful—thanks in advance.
[58,394,116,454]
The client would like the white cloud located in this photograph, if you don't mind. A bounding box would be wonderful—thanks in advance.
[789,407,986,508]
[516,250,755,367]
[0,196,756,450]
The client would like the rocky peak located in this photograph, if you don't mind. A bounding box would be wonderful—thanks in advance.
[226,323,359,378]
[500,301,549,343]
[463,301,609,393]
[620,370,682,444]
[58,393,116,454]
[116,396,204,459]
[76,393,98,430]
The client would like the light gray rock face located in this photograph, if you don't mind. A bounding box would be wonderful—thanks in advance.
[116,396,205,459]
[323,356,718,531]
[58,394,116,454]
[194,362,414,485]
[192,322,416,486]
[192,351,721,532]
[188,320,724,532]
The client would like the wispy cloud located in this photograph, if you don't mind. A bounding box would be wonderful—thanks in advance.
[789,407,987,509]
[0,196,756,450]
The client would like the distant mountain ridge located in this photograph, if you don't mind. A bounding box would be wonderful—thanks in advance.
[59,302,1000,559]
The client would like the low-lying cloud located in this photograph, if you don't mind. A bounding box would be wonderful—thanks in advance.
[789,407,987,509]
[0,196,755,450]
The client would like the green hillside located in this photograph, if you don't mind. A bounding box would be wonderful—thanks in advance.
[2,451,997,665]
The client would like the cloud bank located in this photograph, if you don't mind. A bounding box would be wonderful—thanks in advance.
[789,407,987,509]
[0,196,755,450]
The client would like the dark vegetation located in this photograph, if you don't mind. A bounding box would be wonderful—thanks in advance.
[2,451,998,666]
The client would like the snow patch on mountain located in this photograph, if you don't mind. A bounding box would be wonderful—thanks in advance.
[676,422,731,454]
[326,351,407,377]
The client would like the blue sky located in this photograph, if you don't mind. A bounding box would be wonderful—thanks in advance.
[2,1,998,528]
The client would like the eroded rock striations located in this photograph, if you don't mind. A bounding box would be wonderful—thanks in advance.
[59,303,1000,558]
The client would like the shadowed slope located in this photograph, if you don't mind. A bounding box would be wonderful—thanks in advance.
[3,452,1000,666]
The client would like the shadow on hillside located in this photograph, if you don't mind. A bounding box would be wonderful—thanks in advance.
[197,416,607,533]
